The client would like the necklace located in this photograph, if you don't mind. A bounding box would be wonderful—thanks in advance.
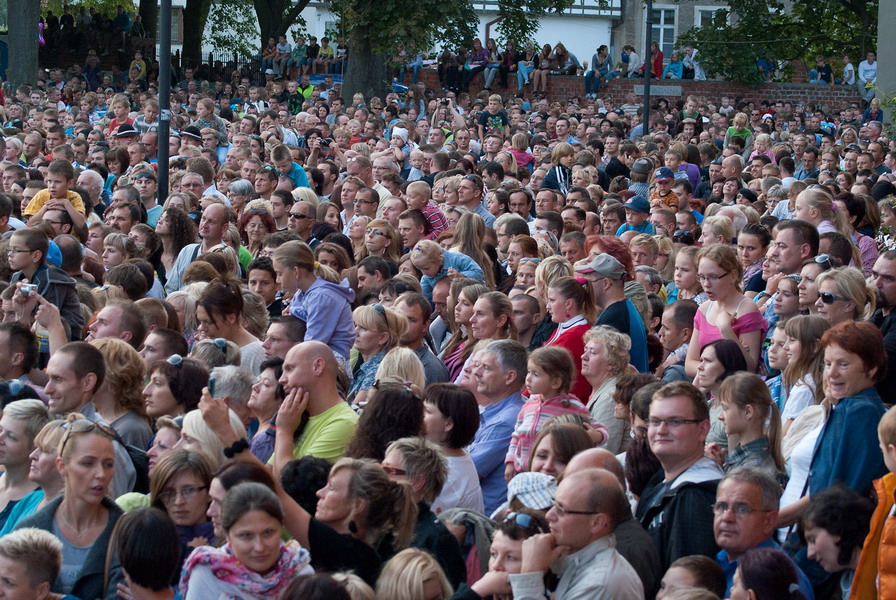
[58,507,101,541]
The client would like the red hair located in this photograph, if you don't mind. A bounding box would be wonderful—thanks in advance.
[584,234,634,280]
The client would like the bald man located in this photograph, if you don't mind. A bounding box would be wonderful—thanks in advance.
[271,341,359,463]
[565,449,661,599]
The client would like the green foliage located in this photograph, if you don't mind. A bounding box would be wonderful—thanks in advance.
[206,0,262,57]
[43,0,136,16]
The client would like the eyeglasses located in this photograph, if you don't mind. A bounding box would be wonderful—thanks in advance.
[289,212,310,220]
[167,354,184,366]
[696,272,730,283]
[647,417,703,428]
[550,500,599,517]
[365,228,387,237]
[712,502,775,518]
[158,485,207,504]
[819,291,848,304]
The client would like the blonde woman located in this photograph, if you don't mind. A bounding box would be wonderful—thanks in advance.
[348,303,408,407]
[814,266,876,326]
[90,338,152,448]
[375,548,452,600]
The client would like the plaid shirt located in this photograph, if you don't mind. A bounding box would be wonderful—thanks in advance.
[422,201,448,239]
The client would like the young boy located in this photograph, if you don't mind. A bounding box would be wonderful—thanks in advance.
[23,160,87,228]
[616,196,655,235]
[649,167,679,211]
[7,228,83,339]
[405,181,448,239]
[477,94,509,141]
[105,93,134,136]
[271,144,310,188]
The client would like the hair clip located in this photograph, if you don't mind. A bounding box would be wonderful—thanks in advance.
[167,354,184,366]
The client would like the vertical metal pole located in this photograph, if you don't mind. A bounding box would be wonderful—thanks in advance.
[643,0,653,137]
[157,0,172,203]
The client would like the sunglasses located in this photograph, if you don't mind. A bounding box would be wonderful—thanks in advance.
[819,291,848,304]
[814,253,838,271]
[289,212,310,220]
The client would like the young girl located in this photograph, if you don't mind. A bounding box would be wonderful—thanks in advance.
[780,315,829,434]
[793,187,850,236]
[545,276,598,403]
[666,246,708,305]
[441,283,489,381]
[748,133,776,164]
[507,132,535,173]
[541,142,574,195]
[771,275,802,330]
[765,326,788,409]
[724,112,753,151]
[504,346,605,481]
[717,372,785,479]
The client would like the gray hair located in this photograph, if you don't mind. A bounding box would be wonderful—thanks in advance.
[210,365,255,409]
[481,339,528,387]
[494,213,528,233]
[721,466,782,510]
[634,265,663,290]
[766,184,788,199]
[228,178,255,197]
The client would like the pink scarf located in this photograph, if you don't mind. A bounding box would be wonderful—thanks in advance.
[180,540,311,599]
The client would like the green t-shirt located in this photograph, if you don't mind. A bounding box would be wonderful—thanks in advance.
[270,401,359,464]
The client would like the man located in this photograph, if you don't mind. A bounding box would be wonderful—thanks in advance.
[397,210,427,251]
[575,255,648,372]
[139,327,188,368]
[509,468,643,599]
[382,437,467,588]
[355,256,390,290]
[511,294,543,351]
[658,300,698,382]
[108,201,139,235]
[270,189,294,231]
[770,220,819,276]
[871,250,896,399]
[508,189,533,221]
[346,155,389,203]
[636,381,724,569]
[353,187,380,219]
[84,299,147,349]
[380,196,406,228]
[287,200,317,245]
[494,214,529,261]
[130,167,161,227]
[713,467,814,598]
[559,232,587,264]
[44,342,137,496]
[275,341,359,462]
[394,293,450,385]
[794,147,819,180]
[469,340,527,514]
[457,174,496,228]
[262,316,306,360]
[166,203,232,293]
[76,169,106,216]
[0,322,40,388]
[564,449,661,599]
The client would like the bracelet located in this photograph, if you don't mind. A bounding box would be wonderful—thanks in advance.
[755,291,770,300]
[223,438,249,458]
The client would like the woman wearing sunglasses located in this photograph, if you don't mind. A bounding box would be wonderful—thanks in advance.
[814,266,876,327]
[14,415,123,600]
[797,254,839,315]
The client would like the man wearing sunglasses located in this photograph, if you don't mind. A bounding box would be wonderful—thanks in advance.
[286,200,316,246]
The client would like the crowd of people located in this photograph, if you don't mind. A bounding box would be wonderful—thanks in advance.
[0,31,894,600]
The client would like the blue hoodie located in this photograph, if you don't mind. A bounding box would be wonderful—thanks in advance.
[288,278,356,359]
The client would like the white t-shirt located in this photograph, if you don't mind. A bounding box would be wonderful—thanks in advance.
[782,375,815,422]
[778,420,824,542]
[431,452,484,514]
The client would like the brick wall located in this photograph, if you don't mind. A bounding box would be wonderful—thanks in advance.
[414,69,862,110]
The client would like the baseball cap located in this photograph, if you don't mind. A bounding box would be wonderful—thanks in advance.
[574,254,626,280]
[654,167,674,182]
[622,195,651,214]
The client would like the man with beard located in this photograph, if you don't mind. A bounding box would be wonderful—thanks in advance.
[871,251,896,399]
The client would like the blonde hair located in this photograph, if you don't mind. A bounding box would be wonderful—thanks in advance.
[782,315,830,406]
[696,244,743,288]
[375,548,452,600]
[410,239,443,268]
[291,186,320,210]
[181,408,247,470]
[655,235,676,281]
[274,240,340,282]
[1,399,50,446]
[366,219,402,264]
[331,573,376,600]
[878,405,896,447]
[815,266,876,321]
[352,304,408,351]
[0,528,63,587]
[374,347,425,390]
[796,187,850,235]
[90,338,148,423]
[702,215,735,244]
[550,142,574,166]
[583,325,631,376]
[534,255,574,301]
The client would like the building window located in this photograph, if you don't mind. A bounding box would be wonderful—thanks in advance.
[651,7,676,59]
[695,7,726,28]
[157,8,182,43]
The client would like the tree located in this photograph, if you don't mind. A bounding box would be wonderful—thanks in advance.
[8,0,39,88]
[206,0,309,58]
[677,0,878,85]
[334,0,580,102]
[182,0,213,68]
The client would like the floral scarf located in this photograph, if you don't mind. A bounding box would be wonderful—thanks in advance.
[180,540,311,599]
[742,258,763,290]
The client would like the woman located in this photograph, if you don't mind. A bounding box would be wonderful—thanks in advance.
[685,245,765,375]
[363,218,401,266]
[275,240,355,364]
[694,339,748,453]
[144,354,209,419]
[197,277,265,375]
[318,201,343,232]
[180,482,313,600]
[111,507,184,600]
[155,206,197,282]
[797,254,837,315]
[450,212,496,288]
[315,242,354,276]
[441,284,489,381]
[544,277,596,403]
[532,44,552,93]
[348,303,408,407]
[459,291,516,382]
[716,372,785,477]
[463,38,489,92]
[376,548,452,600]
[729,548,808,600]
[499,235,539,293]
[90,338,153,449]
[834,192,878,275]
[348,216,371,261]
[237,206,276,259]
[247,357,285,464]
[526,420,592,479]
[814,266,875,326]
[582,326,632,454]
[150,449,215,569]
[102,232,137,272]
[346,380,425,461]
[0,420,65,535]
[15,415,124,600]
[176,409,247,471]
[737,223,772,297]
[778,321,888,529]
[516,41,537,90]
[482,38,501,90]
[448,508,549,600]
[423,383,483,514]
[0,400,49,529]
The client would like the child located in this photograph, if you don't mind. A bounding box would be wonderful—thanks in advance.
[105,93,134,136]
[7,228,83,339]
[770,275,802,333]
[23,159,87,223]
[781,315,829,434]
[716,372,785,478]
[270,144,310,188]
[507,132,535,173]
[748,133,776,164]
[504,346,605,481]
[617,195,656,235]
[649,167,679,211]
[133,98,159,134]
[285,80,304,116]
[541,142,574,195]
[477,94,509,141]
[850,405,896,597]
[765,326,788,409]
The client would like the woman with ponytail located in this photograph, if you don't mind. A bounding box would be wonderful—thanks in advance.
[544,276,598,403]
[273,240,355,365]
[716,372,786,481]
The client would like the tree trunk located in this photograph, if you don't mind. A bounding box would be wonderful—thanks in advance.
[139,0,158,41]
[8,0,39,89]
[342,28,391,103]
[182,0,212,68]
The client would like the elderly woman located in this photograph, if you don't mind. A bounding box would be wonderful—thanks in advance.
[778,321,888,528]
[226,179,255,217]
[581,326,632,454]
[814,266,875,326]
[237,204,276,258]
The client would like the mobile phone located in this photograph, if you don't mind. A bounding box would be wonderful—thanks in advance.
[208,375,216,397]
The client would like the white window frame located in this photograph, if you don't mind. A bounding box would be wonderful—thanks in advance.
[645,4,678,63]
[694,5,730,28]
